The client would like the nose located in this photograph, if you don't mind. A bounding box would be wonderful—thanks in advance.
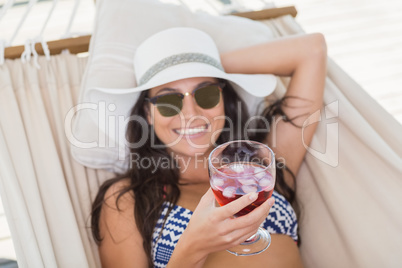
[180,93,200,119]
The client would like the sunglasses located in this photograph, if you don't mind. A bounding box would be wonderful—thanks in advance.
[146,82,225,117]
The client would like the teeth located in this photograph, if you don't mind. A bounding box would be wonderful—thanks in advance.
[176,125,207,135]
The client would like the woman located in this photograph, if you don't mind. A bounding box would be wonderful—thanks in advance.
[91,27,327,268]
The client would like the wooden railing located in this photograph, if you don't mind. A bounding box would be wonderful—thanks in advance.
[4,6,296,60]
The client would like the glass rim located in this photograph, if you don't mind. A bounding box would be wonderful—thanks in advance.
[208,140,275,178]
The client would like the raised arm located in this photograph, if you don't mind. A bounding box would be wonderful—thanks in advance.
[221,33,327,185]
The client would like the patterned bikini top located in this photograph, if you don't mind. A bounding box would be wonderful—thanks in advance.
[151,191,298,268]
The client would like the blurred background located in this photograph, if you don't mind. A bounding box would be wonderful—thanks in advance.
[1,0,401,264]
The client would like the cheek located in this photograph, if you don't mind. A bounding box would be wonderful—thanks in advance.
[149,110,181,146]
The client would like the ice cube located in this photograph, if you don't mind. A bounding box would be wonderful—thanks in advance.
[230,164,244,173]
[259,178,272,188]
[241,185,258,194]
[238,177,257,185]
[254,171,266,179]
[253,166,265,173]
[212,177,225,187]
[243,166,255,174]
[222,186,236,198]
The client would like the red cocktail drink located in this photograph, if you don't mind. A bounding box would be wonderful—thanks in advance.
[211,163,274,217]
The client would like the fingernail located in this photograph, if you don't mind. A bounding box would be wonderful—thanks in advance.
[268,198,275,206]
[249,192,258,201]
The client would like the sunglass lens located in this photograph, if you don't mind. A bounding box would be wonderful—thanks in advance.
[194,85,221,109]
[155,94,183,117]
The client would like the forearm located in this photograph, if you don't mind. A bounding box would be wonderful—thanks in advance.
[220,33,326,78]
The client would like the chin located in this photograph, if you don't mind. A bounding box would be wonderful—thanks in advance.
[171,140,213,158]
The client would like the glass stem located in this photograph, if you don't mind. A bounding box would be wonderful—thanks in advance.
[245,232,258,242]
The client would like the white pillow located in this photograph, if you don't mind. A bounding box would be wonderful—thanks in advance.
[71,0,277,173]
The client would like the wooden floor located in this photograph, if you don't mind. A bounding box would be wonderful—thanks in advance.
[1,0,401,262]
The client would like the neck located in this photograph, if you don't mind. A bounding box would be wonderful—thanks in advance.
[173,148,214,185]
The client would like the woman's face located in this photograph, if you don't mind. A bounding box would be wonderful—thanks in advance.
[147,77,225,157]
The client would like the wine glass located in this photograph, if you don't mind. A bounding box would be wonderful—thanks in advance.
[208,140,276,256]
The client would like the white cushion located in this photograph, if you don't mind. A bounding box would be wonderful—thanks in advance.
[71,0,277,173]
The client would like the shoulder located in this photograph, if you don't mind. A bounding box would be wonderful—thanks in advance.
[262,191,298,242]
[103,178,134,211]
[98,178,149,267]
[100,178,136,242]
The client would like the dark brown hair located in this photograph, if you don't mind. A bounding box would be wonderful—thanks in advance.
[91,80,298,267]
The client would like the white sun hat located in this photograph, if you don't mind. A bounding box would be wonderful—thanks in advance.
[84,27,277,119]
[74,27,277,172]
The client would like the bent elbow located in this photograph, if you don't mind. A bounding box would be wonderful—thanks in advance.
[309,33,327,59]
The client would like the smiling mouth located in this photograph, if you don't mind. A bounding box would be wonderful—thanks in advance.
[173,124,209,135]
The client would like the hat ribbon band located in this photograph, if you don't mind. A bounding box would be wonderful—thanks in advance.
[138,52,224,86]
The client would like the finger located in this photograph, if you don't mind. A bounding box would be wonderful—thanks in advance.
[227,223,261,240]
[248,196,275,222]
[198,188,216,207]
[260,197,275,217]
[220,226,265,250]
[254,197,275,224]
[226,197,275,230]
[218,192,258,220]
[235,228,266,247]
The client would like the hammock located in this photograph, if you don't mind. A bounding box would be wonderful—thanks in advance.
[0,0,401,267]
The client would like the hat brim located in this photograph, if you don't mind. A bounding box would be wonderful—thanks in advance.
[85,62,277,118]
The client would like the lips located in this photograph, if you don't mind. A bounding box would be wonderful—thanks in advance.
[173,124,209,136]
